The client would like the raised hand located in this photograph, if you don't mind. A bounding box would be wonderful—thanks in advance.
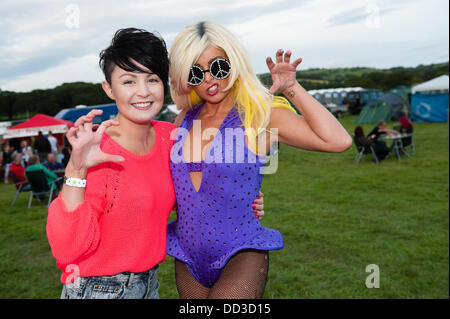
[66,109,124,173]
[266,49,302,94]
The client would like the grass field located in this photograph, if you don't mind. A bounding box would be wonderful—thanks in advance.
[0,115,448,298]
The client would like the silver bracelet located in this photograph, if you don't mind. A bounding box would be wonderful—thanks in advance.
[64,176,87,188]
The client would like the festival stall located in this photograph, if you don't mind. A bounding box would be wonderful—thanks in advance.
[3,113,74,147]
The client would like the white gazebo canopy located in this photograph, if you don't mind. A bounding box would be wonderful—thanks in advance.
[412,75,449,94]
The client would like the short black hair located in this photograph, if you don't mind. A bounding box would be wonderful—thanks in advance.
[99,28,169,94]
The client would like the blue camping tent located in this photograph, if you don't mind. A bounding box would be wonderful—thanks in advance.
[410,75,449,122]
[54,103,118,123]
[410,93,449,122]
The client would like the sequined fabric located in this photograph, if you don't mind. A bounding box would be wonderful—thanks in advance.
[167,103,283,288]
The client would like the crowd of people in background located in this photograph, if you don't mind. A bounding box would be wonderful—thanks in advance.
[353,115,414,162]
[0,131,71,187]
[0,116,414,188]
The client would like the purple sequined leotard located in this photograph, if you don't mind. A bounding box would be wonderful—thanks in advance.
[167,103,283,288]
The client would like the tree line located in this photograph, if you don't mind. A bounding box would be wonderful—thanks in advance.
[259,61,449,92]
[0,62,448,120]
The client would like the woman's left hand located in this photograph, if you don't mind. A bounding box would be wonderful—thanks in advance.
[253,192,264,221]
[266,49,302,94]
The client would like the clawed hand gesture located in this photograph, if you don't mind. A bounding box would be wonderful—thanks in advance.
[266,49,302,94]
[66,109,124,172]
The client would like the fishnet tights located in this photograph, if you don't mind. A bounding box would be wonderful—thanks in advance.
[175,249,269,299]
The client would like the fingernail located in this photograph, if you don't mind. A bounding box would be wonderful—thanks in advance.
[74,126,78,129]
[252,204,256,208]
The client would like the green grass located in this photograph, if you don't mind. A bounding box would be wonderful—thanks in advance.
[0,115,448,298]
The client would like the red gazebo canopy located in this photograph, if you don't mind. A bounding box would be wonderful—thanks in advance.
[3,114,73,140]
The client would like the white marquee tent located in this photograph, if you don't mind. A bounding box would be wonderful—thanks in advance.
[411,75,449,94]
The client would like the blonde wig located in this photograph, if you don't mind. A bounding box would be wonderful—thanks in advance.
[169,21,296,152]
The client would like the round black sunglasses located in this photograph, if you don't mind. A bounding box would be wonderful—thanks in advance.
[187,57,231,86]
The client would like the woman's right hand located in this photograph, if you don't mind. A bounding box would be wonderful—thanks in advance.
[65,109,124,175]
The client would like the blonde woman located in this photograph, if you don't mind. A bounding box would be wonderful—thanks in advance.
[167,21,352,299]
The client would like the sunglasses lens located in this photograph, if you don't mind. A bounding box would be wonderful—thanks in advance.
[210,58,231,79]
[188,65,204,85]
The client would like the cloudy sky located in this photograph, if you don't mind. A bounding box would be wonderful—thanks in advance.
[0,0,448,92]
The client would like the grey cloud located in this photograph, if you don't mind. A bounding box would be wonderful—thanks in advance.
[1,0,446,91]
[0,0,308,85]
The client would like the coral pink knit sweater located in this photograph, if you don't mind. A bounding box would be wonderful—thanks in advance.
[46,121,176,284]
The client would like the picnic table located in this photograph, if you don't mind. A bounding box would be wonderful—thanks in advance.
[381,133,413,161]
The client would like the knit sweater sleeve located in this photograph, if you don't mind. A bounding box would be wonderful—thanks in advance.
[46,166,106,265]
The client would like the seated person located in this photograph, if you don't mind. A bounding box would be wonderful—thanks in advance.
[44,153,64,171]
[354,126,371,147]
[25,155,59,189]
[398,116,413,147]
[367,120,399,140]
[354,126,390,161]
[9,153,31,190]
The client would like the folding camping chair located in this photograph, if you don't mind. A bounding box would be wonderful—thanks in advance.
[393,125,416,155]
[24,169,63,208]
[402,134,416,155]
[10,171,32,206]
[353,138,379,164]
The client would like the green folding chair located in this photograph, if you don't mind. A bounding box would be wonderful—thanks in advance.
[24,169,62,208]
[10,171,32,206]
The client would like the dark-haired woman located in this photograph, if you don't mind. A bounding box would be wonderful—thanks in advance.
[354,126,389,161]
[46,28,176,299]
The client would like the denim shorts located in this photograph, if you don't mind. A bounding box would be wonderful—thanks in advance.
[60,265,159,299]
